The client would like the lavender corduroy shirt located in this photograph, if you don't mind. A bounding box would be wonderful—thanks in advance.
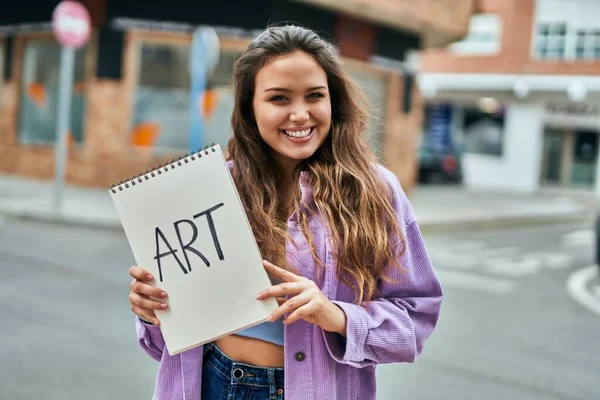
[135,164,443,400]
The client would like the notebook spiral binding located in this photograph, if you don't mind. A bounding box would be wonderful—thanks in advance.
[110,144,217,194]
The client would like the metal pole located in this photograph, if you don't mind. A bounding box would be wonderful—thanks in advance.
[53,45,75,215]
[189,29,207,153]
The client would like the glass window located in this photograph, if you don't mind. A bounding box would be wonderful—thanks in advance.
[535,22,567,60]
[18,37,88,145]
[462,102,505,156]
[131,41,238,153]
[448,14,502,55]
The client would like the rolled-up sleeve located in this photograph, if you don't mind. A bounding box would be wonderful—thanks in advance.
[322,166,443,368]
[136,317,166,362]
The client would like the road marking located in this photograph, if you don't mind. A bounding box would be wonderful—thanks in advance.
[429,245,521,271]
[484,256,541,277]
[566,265,600,317]
[528,252,574,270]
[470,246,521,258]
[435,269,517,294]
[430,251,478,270]
[561,230,595,248]
[427,240,487,252]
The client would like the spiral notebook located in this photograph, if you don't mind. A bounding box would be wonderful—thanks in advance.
[109,144,278,355]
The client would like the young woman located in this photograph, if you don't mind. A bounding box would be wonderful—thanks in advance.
[128,25,443,400]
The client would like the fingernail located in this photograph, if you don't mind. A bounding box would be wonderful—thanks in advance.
[161,303,168,309]
[146,274,153,281]
[160,291,167,298]
[256,292,263,299]
[267,315,274,322]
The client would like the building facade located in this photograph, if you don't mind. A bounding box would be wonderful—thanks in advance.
[419,0,600,198]
[0,0,474,191]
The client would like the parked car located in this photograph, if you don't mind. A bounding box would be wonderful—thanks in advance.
[418,145,463,184]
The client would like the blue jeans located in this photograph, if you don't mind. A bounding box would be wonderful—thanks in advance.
[202,343,285,400]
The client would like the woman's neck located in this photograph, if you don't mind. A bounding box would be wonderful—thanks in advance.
[271,156,300,204]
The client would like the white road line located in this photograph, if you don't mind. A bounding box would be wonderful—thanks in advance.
[566,265,600,317]
[528,252,574,270]
[484,256,541,277]
[426,240,487,253]
[435,269,517,294]
[430,251,479,270]
[470,246,521,258]
[561,230,595,248]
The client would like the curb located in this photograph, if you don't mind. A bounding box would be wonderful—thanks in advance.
[0,208,123,231]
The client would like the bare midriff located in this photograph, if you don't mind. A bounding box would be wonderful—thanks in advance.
[214,334,285,368]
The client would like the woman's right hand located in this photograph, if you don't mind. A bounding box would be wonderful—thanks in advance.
[128,266,168,326]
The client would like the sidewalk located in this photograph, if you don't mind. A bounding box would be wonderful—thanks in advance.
[0,174,596,232]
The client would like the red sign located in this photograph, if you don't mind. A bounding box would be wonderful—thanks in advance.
[52,1,91,48]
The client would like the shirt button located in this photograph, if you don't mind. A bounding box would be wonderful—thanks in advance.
[295,351,306,362]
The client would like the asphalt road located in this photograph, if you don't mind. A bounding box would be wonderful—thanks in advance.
[0,218,598,400]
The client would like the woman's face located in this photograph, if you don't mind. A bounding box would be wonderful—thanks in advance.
[252,50,332,173]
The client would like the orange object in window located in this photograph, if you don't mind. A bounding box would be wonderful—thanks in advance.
[74,81,86,95]
[131,122,160,147]
[201,89,219,120]
[67,131,76,145]
[26,82,47,108]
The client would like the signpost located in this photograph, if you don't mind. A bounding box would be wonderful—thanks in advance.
[51,1,91,215]
[189,27,220,152]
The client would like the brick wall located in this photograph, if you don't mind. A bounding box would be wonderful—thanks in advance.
[421,0,600,75]
[0,31,421,191]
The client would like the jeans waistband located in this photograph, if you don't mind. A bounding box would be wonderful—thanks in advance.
[203,342,285,387]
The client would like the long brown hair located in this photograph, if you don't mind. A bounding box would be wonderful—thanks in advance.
[228,25,405,303]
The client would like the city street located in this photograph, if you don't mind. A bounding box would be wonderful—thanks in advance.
[0,217,598,400]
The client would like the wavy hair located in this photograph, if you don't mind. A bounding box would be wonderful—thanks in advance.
[228,25,405,303]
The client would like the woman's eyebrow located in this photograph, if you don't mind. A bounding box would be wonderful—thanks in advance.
[264,86,327,93]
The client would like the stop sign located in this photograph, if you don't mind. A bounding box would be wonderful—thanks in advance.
[52,1,91,49]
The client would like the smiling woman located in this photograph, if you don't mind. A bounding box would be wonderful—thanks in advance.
[128,24,443,400]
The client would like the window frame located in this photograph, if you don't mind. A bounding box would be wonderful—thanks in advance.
[124,30,249,155]
[447,14,502,56]
[13,31,97,146]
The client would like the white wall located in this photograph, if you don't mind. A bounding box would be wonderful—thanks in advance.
[462,103,545,193]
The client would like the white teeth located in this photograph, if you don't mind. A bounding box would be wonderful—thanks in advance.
[284,128,312,138]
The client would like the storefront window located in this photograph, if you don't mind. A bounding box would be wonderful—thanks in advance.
[132,41,237,153]
[448,14,502,55]
[18,37,88,145]
[462,102,505,156]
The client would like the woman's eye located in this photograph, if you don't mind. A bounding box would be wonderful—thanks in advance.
[307,92,324,99]
[269,95,287,102]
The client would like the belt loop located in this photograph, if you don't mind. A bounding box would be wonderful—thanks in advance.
[268,369,276,398]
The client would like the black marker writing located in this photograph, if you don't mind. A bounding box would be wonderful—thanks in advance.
[193,202,225,261]
[153,202,226,282]
[154,226,188,282]
[174,219,210,271]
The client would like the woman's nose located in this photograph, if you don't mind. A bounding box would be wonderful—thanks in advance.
[289,104,309,122]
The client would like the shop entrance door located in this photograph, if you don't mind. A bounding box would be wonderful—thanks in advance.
[541,129,598,189]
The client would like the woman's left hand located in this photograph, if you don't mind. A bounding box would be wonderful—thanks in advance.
[257,260,347,336]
